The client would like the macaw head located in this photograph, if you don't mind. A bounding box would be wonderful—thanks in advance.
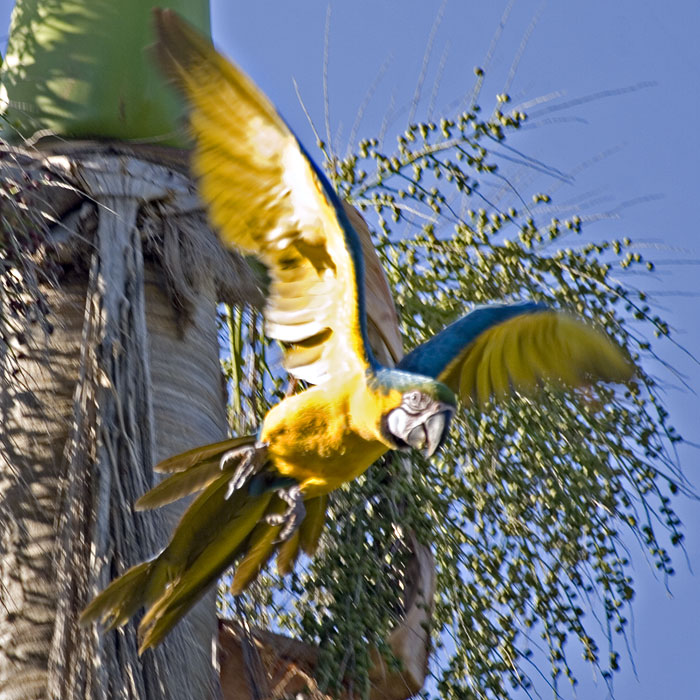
[375,370,456,458]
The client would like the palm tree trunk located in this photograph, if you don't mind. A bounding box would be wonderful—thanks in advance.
[0,145,260,699]
[0,0,258,695]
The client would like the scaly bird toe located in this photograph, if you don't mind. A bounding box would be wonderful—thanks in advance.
[222,441,269,500]
[265,484,306,542]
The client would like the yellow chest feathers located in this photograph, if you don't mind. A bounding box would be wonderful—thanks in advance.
[259,374,402,494]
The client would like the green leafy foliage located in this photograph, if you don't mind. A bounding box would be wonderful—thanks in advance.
[0,0,211,144]
[218,89,689,699]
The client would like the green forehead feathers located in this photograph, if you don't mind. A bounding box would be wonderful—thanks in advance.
[372,368,457,406]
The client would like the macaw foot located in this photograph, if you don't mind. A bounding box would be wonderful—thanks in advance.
[265,484,305,542]
[222,441,269,500]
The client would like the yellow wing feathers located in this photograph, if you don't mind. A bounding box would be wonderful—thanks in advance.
[153,9,287,252]
[153,9,371,384]
[445,312,632,407]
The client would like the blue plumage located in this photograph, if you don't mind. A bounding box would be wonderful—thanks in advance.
[397,301,547,379]
[297,140,380,372]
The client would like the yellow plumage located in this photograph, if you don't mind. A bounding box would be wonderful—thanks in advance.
[153,10,370,385]
[259,373,400,495]
[81,366,402,652]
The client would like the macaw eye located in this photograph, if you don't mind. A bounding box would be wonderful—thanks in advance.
[404,391,425,412]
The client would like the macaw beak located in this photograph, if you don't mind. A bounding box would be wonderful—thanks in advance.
[386,402,454,458]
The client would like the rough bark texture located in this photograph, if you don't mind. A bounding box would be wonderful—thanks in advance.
[0,276,84,700]
[0,146,259,699]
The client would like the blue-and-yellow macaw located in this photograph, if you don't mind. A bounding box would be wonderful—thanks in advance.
[80,10,632,653]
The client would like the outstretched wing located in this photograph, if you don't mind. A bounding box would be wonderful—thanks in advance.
[397,302,632,407]
[153,9,376,384]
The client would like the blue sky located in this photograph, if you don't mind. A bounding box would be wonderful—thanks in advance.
[2,1,698,698]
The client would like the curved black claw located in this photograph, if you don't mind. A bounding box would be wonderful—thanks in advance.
[265,484,305,542]
[221,441,269,500]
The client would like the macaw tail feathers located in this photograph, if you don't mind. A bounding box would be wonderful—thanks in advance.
[153,435,257,473]
[133,436,262,511]
[79,558,165,631]
[231,504,285,594]
[135,489,328,651]
[82,436,327,652]
[275,493,328,576]
[276,529,301,576]
[231,490,330,591]
[137,486,273,653]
